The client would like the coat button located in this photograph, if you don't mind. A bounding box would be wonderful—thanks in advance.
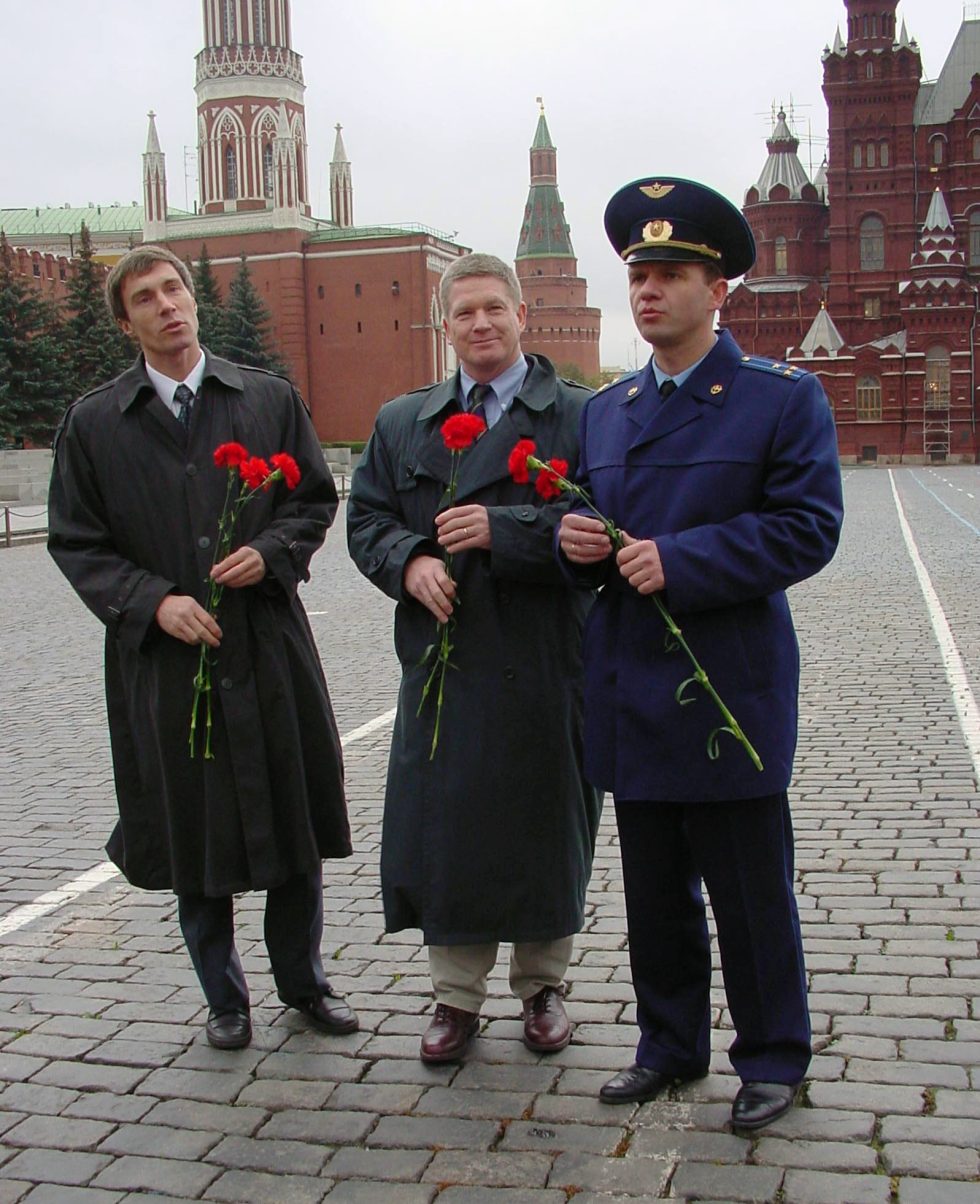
[220,677,233,690]
[500,592,510,604]
[186,463,198,477]
[504,666,516,680]
[198,536,211,549]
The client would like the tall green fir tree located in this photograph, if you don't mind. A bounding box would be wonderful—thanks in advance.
[224,253,289,376]
[63,222,133,399]
[0,233,72,445]
[191,244,229,357]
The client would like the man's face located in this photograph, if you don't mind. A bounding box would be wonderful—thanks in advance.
[118,261,200,365]
[443,275,527,381]
[627,261,728,351]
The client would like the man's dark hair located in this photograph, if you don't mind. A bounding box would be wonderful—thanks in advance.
[105,245,195,322]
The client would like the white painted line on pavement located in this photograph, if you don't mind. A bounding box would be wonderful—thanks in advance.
[0,707,398,939]
[0,861,119,938]
[910,471,980,538]
[340,707,397,748]
[890,471,980,784]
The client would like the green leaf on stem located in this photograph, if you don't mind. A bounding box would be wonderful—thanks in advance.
[707,726,738,760]
[675,675,701,706]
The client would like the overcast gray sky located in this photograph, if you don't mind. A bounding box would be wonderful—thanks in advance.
[2,1,967,367]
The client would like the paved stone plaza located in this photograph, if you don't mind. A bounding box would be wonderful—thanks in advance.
[0,465,977,1203]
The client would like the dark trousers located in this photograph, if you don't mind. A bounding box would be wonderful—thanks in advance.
[614,793,811,1085]
[177,870,329,1015]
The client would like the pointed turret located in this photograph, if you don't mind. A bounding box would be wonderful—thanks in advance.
[813,155,828,203]
[513,101,600,380]
[142,110,168,240]
[751,109,814,202]
[516,99,574,260]
[800,302,845,357]
[905,188,967,282]
[330,124,353,228]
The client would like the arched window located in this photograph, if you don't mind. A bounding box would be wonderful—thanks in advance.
[263,143,274,199]
[252,0,267,42]
[879,141,889,167]
[972,132,980,161]
[933,138,944,166]
[222,0,237,43]
[925,346,951,408]
[866,61,874,80]
[867,142,876,168]
[860,215,885,270]
[853,143,862,169]
[970,211,980,267]
[225,145,238,199]
[774,235,788,276]
[856,376,882,421]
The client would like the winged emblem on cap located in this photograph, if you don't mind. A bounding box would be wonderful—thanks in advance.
[640,183,675,200]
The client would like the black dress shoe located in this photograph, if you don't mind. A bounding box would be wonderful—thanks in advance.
[731,1081,799,1131]
[291,984,359,1035]
[205,1009,251,1050]
[599,1062,705,1104]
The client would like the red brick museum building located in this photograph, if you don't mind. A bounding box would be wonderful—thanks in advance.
[726,0,980,463]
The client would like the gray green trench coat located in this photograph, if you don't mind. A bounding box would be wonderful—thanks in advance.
[347,355,601,945]
[48,353,351,897]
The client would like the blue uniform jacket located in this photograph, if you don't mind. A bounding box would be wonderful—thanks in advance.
[569,329,843,802]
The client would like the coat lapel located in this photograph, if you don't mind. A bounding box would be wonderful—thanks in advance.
[627,333,741,452]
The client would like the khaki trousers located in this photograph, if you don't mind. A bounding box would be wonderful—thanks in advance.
[428,937,574,1014]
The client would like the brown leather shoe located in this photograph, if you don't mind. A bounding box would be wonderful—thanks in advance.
[522,986,571,1052]
[290,983,359,1035]
[420,1003,480,1063]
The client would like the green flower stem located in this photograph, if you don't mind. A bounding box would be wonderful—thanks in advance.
[530,455,764,772]
[417,451,464,759]
[189,466,283,759]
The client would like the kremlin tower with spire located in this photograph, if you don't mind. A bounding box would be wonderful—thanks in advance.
[514,101,600,381]
[725,0,980,463]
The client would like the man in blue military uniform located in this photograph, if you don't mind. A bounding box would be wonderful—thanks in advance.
[559,178,842,1130]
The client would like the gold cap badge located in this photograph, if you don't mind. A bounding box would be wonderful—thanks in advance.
[640,183,675,200]
[642,219,673,244]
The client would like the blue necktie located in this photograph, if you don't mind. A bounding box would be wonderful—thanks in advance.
[174,383,195,430]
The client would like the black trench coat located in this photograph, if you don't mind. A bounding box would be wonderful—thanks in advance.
[48,353,351,896]
[347,355,601,945]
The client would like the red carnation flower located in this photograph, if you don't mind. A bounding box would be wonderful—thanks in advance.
[270,452,301,491]
[240,455,272,491]
[441,412,487,451]
[508,439,537,485]
[534,458,569,501]
[213,442,249,469]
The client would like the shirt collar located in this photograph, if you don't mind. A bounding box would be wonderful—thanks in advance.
[145,351,206,407]
[459,354,529,412]
[651,335,717,393]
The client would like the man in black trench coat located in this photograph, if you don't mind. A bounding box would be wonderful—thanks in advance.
[348,253,601,1063]
[48,245,357,1050]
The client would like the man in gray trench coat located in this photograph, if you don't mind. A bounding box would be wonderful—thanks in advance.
[348,253,601,1062]
[48,246,357,1051]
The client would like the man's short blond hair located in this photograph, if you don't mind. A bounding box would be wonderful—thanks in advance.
[439,253,522,317]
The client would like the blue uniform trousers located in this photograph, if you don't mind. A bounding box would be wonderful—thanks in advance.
[614,793,810,1085]
[178,870,330,1015]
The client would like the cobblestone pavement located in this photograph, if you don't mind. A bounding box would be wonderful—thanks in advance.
[0,466,977,1203]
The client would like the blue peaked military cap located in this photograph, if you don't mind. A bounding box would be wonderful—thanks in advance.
[604,177,756,279]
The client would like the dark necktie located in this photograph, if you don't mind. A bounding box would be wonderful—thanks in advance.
[468,382,494,425]
[174,383,195,430]
[659,378,677,401]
